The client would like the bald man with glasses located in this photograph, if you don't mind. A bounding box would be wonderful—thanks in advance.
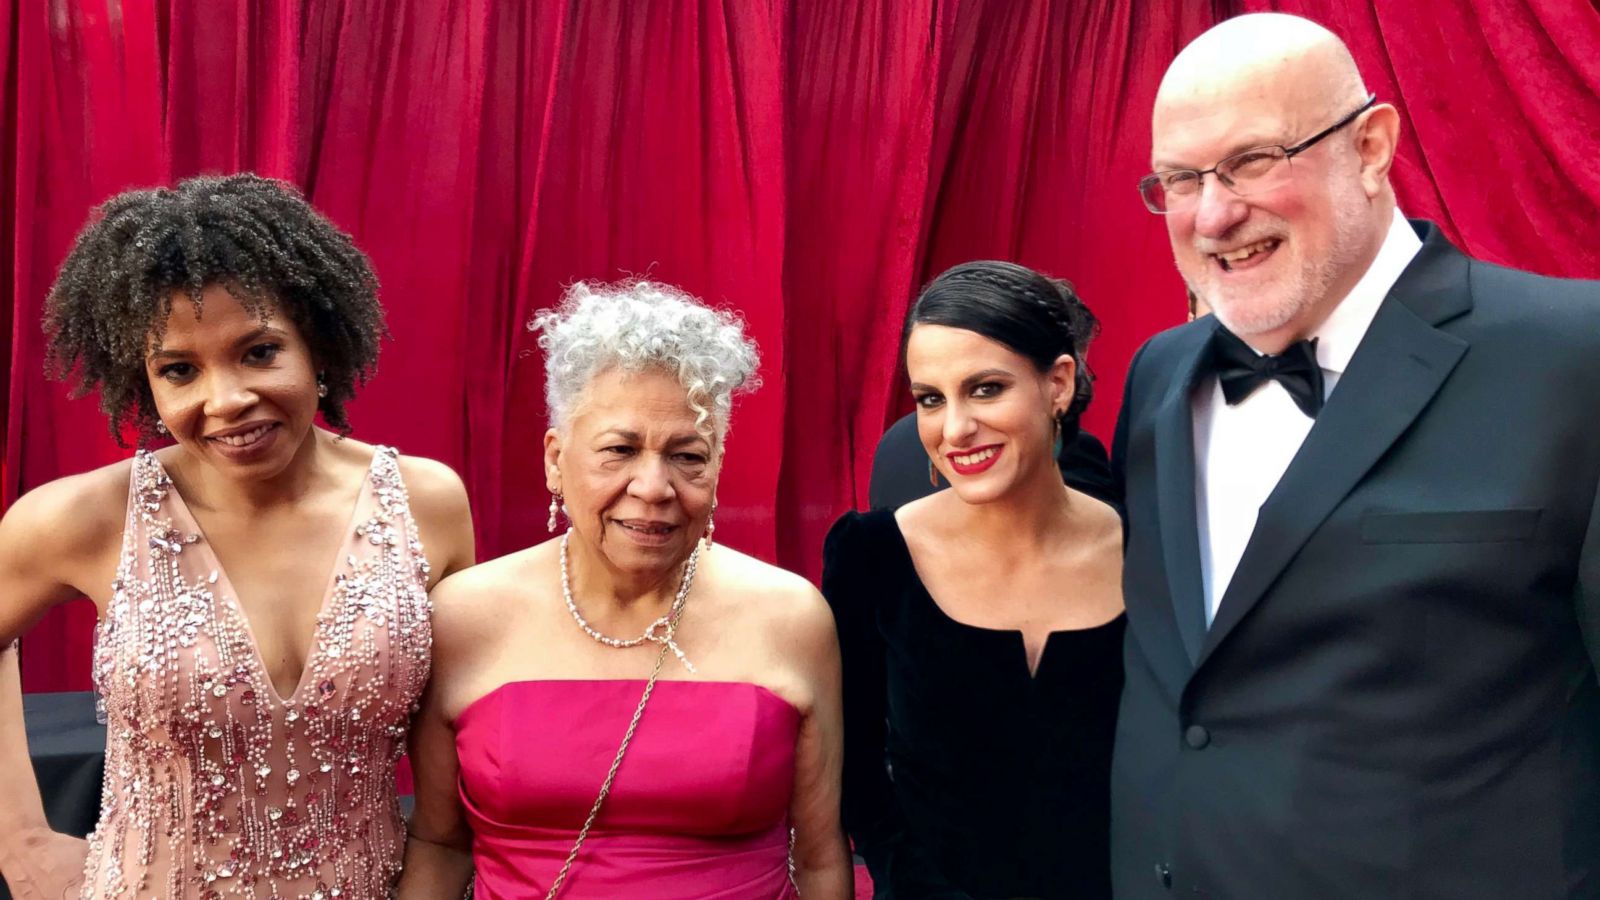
[1110,13,1600,900]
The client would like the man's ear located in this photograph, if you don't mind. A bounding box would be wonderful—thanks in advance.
[1356,104,1400,199]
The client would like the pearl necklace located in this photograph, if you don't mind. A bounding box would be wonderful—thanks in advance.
[560,531,699,673]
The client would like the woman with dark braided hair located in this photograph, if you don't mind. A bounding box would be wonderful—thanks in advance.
[0,173,476,899]
[823,261,1124,898]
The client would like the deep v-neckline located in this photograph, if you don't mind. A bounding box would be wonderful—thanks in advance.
[149,451,376,704]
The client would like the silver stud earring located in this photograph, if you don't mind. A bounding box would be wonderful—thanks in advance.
[548,492,563,532]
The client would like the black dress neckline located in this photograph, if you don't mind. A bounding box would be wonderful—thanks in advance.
[881,508,1126,680]
[822,508,1124,899]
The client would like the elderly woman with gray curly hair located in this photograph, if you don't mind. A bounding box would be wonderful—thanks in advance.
[397,280,852,900]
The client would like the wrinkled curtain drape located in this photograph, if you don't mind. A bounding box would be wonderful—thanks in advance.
[5,0,1597,691]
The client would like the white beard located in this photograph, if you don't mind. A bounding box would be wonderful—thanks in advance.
[1194,188,1373,338]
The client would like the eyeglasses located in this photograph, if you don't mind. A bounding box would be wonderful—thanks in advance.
[1139,94,1377,214]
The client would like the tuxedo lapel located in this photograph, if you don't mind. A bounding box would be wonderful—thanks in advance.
[1196,223,1472,668]
[1154,322,1217,666]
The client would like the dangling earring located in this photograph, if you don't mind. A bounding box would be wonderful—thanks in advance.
[704,503,717,548]
[1051,410,1065,460]
[155,420,168,436]
[316,372,329,399]
[928,458,941,488]
[548,492,563,532]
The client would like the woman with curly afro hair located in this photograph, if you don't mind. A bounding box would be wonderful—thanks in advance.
[0,173,475,900]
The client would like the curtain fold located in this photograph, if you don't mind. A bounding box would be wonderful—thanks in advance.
[499,0,790,561]
[6,0,1597,690]
[778,0,943,575]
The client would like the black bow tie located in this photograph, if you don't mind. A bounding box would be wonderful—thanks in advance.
[1209,327,1325,418]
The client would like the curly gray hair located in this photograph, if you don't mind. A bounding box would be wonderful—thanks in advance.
[530,280,760,444]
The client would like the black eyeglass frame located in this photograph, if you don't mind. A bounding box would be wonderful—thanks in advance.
[1139,93,1379,214]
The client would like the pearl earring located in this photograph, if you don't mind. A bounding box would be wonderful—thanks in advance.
[548,492,563,532]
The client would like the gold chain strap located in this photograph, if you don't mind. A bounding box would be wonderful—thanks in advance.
[539,546,803,898]
[544,620,679,899]
[541,646,804,899]
[547,637,672,896]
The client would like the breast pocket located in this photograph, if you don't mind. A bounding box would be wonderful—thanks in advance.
[1359,508,1542,544]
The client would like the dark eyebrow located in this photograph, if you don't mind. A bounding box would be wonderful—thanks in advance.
[960,368,1015,388]
[909,368,1016,393]
[146,326,289,362]
[236,325,290,346]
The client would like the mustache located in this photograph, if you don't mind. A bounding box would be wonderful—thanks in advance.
[1193,229,1284,255]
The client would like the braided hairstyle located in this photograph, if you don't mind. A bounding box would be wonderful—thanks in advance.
[900,260,1098,440]
[44,173,386,445]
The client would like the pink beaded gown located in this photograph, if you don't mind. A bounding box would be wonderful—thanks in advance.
[81,446,432,899]
[456,679,801,899]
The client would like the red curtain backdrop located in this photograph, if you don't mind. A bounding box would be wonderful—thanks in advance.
[5,0,1598,692]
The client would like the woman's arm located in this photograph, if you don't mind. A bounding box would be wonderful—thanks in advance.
[394,570,480,899]
[0,646,93,900]
[0,472,122,899]
[784,586,852,899]
[393,677,474,898]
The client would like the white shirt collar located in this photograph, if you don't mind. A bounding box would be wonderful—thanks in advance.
[1311,208,1422,375]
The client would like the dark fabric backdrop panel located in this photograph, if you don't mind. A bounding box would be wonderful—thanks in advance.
[5,0,1598,691]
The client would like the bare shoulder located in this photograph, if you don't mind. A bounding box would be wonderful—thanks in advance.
[431,548,530,620]
[894,490,939,530]
[4,459,132,551]
[0,458,133,592]
[430,544,545,647]
[394,454,470,519]
[703,547,838,716]
[393,452,475,581]
[708,546,835,643]
[894,488,961,543]
[426,542,548,719]
[1072,489,1124,553]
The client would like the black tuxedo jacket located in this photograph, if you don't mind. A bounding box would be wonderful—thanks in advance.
[1110,220,1600,899]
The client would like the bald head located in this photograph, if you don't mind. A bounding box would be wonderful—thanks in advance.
[1147,14,1402,352]
[1156,14,1367,138]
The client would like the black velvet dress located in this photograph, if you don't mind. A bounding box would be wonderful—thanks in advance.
[822,509,1124,899]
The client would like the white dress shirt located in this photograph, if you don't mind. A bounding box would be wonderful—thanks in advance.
[1193,209,1422,626]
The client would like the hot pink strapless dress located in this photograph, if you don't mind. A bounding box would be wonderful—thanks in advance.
[456,679,801,899]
